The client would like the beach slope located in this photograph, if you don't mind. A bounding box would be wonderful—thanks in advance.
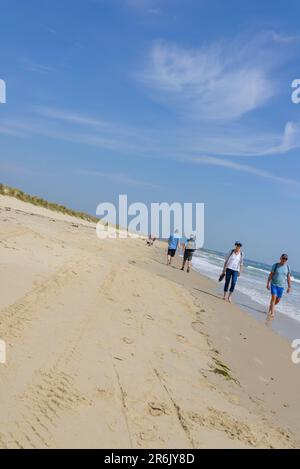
[0,194,298,449]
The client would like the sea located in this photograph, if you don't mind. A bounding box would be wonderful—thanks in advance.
[190,249,300,328]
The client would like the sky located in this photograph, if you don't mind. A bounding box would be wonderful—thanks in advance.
[0,0,300,268]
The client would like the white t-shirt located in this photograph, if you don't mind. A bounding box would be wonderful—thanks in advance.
[226,251,243,271]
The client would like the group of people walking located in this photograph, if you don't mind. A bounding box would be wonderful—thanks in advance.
[166,234,292,321]
[167,231,196,273]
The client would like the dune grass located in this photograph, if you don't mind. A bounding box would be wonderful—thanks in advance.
[0,183,99,223]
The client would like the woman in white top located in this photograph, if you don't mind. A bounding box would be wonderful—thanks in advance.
[222,242,244,302]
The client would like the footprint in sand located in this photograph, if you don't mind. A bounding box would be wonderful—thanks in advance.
[258,376,269,384]
[253,357,263,366]
[122,337,134,345]
[176,334,187,344]
[227,394,240,405]
[192,321,203,332]
[148,402,169,417]
[138,427,158,444]
[97,388,114,399]
[145,314,154,321]
[154,351,165,360]
[171,348,183,357]
[105,296,115,302]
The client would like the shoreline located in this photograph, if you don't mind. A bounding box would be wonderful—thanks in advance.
[178,250,300,343]
[142,247,300,443]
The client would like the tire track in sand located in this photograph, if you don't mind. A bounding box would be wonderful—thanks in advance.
[0,257,86,340]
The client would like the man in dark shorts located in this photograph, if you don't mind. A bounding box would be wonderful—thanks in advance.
[181,235,196,273]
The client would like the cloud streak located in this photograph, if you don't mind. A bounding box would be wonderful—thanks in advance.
[73,169,159,188]
[191,156,298,185]
[1,104,299,186]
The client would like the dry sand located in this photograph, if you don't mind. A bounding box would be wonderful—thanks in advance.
[0,195,299,449]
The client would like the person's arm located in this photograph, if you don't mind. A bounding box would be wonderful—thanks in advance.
[239,253,244,276]
[266,271,274,289]
[287,273,292,293]
[223,251,231,273]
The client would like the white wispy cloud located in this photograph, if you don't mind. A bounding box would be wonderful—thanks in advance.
[20,57,53,74]
[190,156,298,185]
[34,106,110,128]
[126,0,158,9]
[34,105,140,138]
[0,123,28,138]
[5,109,300,159]
[260,122,300,155]
[73,169,159,188]
[123,0,164,15]
[137,33,293,121]
[1,104,299,186]
[181,121,300,157]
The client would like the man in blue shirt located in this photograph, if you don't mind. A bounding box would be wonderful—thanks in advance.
[266,254,292,320]
[167,230,180,265]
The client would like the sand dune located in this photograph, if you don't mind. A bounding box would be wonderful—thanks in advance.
[0,195,298,448]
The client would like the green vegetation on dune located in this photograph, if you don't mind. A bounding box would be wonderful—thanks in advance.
[0,183,99,223]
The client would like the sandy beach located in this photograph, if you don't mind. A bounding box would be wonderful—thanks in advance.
[0,194,300,449]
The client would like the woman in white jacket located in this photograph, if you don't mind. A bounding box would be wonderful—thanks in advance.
[222,242,244,302]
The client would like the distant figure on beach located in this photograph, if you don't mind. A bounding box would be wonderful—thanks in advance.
[147,235,156,246]
[181,235,196,273]
[222,242,244,302]
[266,254,291,320]
[167,230,180,265]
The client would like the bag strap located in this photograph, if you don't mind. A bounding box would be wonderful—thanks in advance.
[274,263,290,275]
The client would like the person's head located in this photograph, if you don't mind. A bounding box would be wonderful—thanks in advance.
[280,253,288,264]
[190,234,196,241]
[234,241,242,252]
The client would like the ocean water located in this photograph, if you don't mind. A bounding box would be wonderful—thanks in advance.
[191,249,300,323]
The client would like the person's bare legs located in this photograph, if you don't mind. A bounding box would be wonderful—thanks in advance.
[267,295,280,320]
[181,260,186,271]
[187,260,191,272]
[223,269,230,300]
[167,255,171,265]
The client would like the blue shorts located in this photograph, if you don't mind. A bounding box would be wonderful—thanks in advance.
[271,284,284,299]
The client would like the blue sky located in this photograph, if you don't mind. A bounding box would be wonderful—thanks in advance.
[0,0,300,268]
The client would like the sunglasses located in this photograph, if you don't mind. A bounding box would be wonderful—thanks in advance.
[281,257,288,261]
